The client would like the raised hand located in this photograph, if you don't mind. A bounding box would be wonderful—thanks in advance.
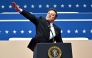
[12,2,21,12]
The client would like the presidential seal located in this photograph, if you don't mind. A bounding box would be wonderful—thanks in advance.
[48,46,62,58]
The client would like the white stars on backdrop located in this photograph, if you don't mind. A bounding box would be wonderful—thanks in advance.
[13,30,17,34]
[9,5,12,8]
[46,4,49,8]
[0,29,92,34]
[68,4,72,8]
[61,4,64,8]
[60,29,92,34]
[24,5,27,8]
[90,29,92,33]
[83,4,87,7]
[31,4,34,8]
[1,5,5,8]
[1,4,92,9]
[5,30,9,34]
[39,4,42,8]
[0,30,32,34]
[75,29,78,33]
[76,4,79,7]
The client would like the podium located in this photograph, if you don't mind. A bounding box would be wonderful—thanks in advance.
[33,43,73,58]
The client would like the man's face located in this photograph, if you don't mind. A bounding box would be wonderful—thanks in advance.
[46,10,56,22]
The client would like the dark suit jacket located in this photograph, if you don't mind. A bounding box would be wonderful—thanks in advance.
[20,10,63,52]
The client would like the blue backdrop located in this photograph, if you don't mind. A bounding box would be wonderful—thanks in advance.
[0,0,92,40]
[0,13,92,40]
[0,0,92,13]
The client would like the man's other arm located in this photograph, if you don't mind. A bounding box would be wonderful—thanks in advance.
[12,2,38,25]
[55,29,63,43]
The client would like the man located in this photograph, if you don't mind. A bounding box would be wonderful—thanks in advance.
[12,2,63,52]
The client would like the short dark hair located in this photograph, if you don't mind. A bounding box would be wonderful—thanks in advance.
[48,8,58,18]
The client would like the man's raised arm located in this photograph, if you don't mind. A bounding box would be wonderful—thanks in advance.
[12,2,38,25]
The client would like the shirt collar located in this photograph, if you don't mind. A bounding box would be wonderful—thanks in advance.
[46,20,54,27]
[50,23,53,27]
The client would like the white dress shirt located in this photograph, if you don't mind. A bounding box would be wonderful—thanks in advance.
[49,23,56,39]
